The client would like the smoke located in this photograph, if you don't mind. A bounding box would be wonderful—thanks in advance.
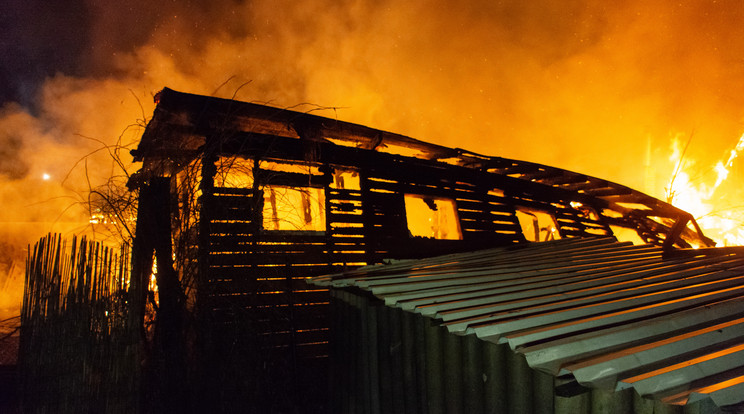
[2,0,744,309]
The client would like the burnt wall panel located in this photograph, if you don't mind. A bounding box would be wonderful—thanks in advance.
[201,187,334,362]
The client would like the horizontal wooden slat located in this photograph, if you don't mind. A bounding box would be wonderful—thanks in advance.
[328,202,363,213]
[205,201,255,215]
[208,252,369,266]
[212,186,259,196]
[206,276,322,291]
[249,233,328,243]
[253,328,330,348]
[328,227,365,236]
[206,264,339,278]
[457,209,519,222]
[207,221,258,235]
[366,180,458,199]
[207,313,330,333]
[205,289,331,307]
[456,199,516,214]
[210,241,327,254]
[208,209,257,221]
[327,213,365,224]
[208,303,329,326]
[294,342,329,359]
[327,189,363,199]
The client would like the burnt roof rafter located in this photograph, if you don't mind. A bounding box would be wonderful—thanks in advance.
[132,87,716,249]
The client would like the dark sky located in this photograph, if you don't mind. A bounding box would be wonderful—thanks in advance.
[1,0,201,106]
[2,1,83,105]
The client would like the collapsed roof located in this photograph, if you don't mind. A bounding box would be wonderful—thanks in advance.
[132,87,714,251]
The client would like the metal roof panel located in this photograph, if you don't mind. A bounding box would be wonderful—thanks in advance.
[310,237,744,410]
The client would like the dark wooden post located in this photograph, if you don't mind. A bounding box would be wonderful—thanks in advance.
[129,180,155,413]
[131,176,187,413]
[195,147,217,412]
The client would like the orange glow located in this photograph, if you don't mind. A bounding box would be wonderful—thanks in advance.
[215,157,254,188]
[665,133,744,246]
[622,342,744,385]
[404,195,462,240]
[516,209,560,242]
[330,169,360,190]
[661,374,744,405]
[263,186,326,232]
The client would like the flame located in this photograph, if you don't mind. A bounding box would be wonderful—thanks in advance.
[666,133,744,246]
[713,134,744,190]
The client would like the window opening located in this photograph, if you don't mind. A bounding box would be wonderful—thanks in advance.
[330,169,360,190]
[516,208,561,241]
[404,195,462,240]
[214,156,254,188]
[263,186,326,232]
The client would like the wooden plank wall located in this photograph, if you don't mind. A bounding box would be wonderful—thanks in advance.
[204,186,331,359]
[194,138,618,411]
[355,152,528,259]
[200,146,616,361]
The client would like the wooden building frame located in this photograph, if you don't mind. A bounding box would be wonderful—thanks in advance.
[129,88,715,411]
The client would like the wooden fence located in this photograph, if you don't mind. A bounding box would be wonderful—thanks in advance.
[19,234,139,414]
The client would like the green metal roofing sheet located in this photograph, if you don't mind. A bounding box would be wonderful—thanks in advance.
[310,237,744,411]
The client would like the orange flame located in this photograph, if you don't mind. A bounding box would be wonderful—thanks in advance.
[666,133,744,246]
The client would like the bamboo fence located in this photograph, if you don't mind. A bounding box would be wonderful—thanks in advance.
[19,234,139,414]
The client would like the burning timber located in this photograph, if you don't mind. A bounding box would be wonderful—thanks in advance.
[123,88,720,413]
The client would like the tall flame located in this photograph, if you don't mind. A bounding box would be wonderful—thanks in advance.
[666,133,744,246]
[713,134,744,190]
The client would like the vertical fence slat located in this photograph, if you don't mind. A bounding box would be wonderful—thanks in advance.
[19,233,136,414]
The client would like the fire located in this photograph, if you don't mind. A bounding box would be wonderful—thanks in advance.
[713,134,744,190]
[665,133,744,246]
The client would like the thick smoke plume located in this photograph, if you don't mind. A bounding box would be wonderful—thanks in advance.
[2,0,744,313]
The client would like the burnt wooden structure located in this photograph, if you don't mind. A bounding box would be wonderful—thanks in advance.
[129,88,714,412]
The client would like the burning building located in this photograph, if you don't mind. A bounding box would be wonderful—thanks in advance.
[129,88,742,412]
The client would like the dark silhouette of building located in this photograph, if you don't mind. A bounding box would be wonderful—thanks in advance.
[129,88,717,412]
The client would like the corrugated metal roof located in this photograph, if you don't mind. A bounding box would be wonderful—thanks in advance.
[310,237,744,411]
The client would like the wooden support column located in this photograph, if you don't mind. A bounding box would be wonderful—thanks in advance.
[129,182,154,413]
[131,176,187,413]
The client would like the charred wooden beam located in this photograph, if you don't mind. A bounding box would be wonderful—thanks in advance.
[130,176,187,413]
